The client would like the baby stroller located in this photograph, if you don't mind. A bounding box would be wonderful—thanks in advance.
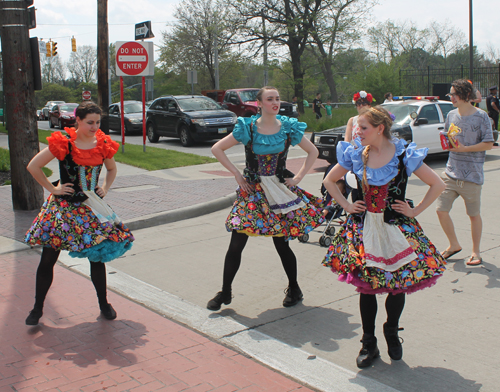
[297,164,353,247]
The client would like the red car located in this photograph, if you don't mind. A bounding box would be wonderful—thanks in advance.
[49,103,78,129]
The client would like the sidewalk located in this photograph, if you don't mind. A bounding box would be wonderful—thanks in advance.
[0,249,313,391]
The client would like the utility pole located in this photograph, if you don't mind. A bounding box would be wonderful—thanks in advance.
[0,0,43,210]
[97,0,110,134]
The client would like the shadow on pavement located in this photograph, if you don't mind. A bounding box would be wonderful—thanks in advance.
[352,360,482,392]
[216,305,358,353]
[26,319,148,368]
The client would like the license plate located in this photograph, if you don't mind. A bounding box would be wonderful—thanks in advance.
[218,128,227,133]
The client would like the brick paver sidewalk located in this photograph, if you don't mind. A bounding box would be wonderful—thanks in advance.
[0,249,313,392]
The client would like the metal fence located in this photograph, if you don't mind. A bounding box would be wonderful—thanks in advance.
[399,65,500,99]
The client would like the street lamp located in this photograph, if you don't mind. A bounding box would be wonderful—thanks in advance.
[469,0,473,80]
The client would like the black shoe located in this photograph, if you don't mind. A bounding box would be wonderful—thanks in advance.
[100,304,117,320]
[207,291,232,311]
[25,308,43,326]
[283,285,303,307]
[356,334,380,368]
[383,322,404,360]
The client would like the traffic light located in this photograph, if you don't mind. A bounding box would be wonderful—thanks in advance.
[71,37,76,52]
[46,41,51,57]
[51,41,58,57]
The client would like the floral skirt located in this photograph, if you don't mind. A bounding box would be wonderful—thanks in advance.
[225,183,324,239]
[322,213,446,295]
[25,195,134,263]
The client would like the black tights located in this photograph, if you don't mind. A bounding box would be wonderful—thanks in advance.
[32,247,109,311]
[359,293,405,336]
[221,231,298,294]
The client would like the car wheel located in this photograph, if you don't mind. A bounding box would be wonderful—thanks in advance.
[179,126,195,147]
[58,119,63,129]
[49,119,54,128]
[147,123,159,143]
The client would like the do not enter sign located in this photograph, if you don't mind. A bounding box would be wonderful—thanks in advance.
[82,90,91,100]
[115,41,154,77]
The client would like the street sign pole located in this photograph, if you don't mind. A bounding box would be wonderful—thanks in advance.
[120,76,125,153]
[142,76,146,152]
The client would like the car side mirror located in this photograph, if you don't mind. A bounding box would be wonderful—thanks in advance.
[230,98,238,104]
[414,118,428,125]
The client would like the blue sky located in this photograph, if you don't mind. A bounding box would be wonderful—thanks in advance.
[27,0,500,64]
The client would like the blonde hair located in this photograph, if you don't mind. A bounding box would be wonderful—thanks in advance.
[359,105,393,193]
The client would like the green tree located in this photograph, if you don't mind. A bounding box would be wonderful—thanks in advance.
[35,84,74,108]
[158,0,244,89]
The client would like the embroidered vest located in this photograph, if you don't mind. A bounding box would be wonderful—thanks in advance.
[243,120,295,184]
[52,136,101,202]
[352,151,410,224]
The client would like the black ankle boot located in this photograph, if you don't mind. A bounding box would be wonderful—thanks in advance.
[207,291,232,311]
[383,322,404,360]
[356,334,380,368]
[100,303,117,320]
[25,308,43,326]
[283,285,303,307]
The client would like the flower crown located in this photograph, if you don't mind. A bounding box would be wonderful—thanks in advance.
[352,90,373,104]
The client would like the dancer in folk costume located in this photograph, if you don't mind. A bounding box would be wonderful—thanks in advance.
[207,86,324,311]
[25,102,134,325]
[322,106,446,368]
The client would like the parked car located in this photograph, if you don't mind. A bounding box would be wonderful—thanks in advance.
[42,101,65,120]
[312,96,454,163]
[146,95,237,146]
[36,110,42,120]
[108,101,145,134]
[201,88,299,118]
[49,103,78,129]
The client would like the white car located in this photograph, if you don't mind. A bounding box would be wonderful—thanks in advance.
[312,96,454,164]
[381,96,454,155]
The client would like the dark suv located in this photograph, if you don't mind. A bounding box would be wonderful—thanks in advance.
[146,95,237,146]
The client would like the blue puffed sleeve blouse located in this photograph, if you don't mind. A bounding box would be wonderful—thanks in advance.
[336,138,428,185]
[232,115,306,155]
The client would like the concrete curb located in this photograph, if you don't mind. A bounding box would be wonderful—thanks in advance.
[124,193,236,231]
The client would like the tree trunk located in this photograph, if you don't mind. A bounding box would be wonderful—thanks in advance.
[290,45,305,114]
[0,1,44,210]
[322,59,339,102]
[97,0,110,134]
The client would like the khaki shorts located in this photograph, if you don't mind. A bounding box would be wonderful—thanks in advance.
[436,172,482,216]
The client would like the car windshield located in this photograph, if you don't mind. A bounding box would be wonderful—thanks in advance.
[239,90,259,102]
[382,103,419,125]
[124,103,142,114]
[59,104,78,112]
[177,97,221,111]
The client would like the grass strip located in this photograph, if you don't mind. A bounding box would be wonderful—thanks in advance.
[36,129,217,171]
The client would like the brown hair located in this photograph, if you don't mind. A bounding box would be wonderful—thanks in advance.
[359,106,393,192]
[451,79,476,101]
[75,101,102,120]
[256,86,279,114]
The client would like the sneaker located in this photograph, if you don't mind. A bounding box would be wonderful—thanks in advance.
[283,285,303,307]
[25,308,43,326]
[356,334,380,368]
[383,322,404,360]
[100,304,117,320]
[207,291,232,311]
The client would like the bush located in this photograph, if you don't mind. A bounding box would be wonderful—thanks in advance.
[299,106,357,132]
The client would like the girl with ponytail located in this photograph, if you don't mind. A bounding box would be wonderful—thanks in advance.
[322,105,447,368]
